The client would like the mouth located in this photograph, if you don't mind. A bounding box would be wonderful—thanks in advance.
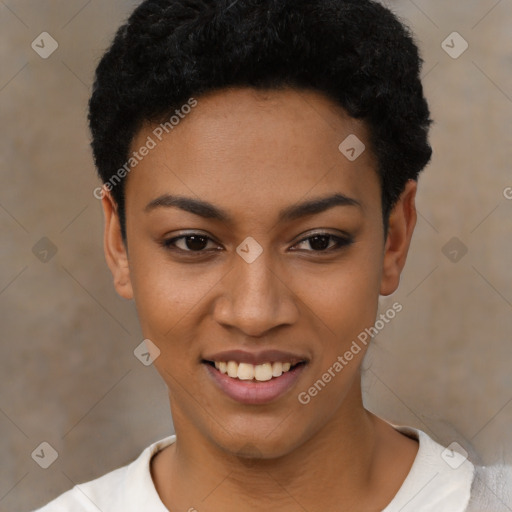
[202,357,308,405]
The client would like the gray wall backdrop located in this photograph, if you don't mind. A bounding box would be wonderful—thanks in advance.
[1,1,511,511]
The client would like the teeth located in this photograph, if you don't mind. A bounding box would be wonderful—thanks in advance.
[272,362,283,377]
[227,361,238,378]
[254,363,273,381]
[214,360,297,381]
[237,363,254,380]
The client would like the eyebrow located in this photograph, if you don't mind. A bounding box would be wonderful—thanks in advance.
[144,192,361,223]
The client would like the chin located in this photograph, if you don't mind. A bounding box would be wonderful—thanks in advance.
[204,415,314,461]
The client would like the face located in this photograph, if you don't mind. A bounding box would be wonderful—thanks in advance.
[103,87,416,458]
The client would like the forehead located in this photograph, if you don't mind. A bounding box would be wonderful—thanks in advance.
[124,87,380,221]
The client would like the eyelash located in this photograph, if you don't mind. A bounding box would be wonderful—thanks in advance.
[161,231,353,256]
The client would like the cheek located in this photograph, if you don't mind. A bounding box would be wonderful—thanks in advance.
[294,247,383,346]
[290,247,383,421]
[129,258,222,388]
[128,245,222,338]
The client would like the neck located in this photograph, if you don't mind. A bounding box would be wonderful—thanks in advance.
[151,379,413,511]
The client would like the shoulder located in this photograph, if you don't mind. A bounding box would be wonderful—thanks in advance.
[383,425,475,512]
[385,424,512,512]
[467,463,512,511]
[31,465,128,512]
[31,436,176,512]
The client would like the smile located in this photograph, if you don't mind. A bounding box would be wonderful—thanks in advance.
[211,360,295,381]
[203,359,307,405]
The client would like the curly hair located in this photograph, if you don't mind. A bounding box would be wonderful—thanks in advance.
[89,0,432,240]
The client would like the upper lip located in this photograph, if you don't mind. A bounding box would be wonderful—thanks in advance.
[202,349,308,366]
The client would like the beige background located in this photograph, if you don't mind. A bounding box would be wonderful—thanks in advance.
[1,1,511,511]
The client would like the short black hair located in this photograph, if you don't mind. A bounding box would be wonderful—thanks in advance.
[89,0,432,240]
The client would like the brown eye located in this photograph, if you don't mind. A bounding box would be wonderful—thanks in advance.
[162,233,221,253]
[292,233,353,252]
[180,235,209,251]
[307,235,332,251]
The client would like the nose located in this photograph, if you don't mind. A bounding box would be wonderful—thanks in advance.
[213,249,299,337]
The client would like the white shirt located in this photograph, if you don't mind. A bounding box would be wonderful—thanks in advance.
[32,425,508,512]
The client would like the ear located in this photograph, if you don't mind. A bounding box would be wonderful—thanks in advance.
[101,189,133,300]
[380,179,417,296]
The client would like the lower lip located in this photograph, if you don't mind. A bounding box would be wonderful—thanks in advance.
[204,363,306,405]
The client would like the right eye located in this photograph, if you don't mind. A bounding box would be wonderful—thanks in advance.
[161,233,223,255]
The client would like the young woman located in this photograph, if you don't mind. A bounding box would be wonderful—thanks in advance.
[33,0,509,510]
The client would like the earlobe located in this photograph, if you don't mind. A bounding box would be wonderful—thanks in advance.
[380,180,418,296]
[101,190,134,300]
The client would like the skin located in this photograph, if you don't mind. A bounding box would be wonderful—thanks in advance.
[102,87,419,511]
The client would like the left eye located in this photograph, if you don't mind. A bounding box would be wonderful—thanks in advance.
[292,233,352,252]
